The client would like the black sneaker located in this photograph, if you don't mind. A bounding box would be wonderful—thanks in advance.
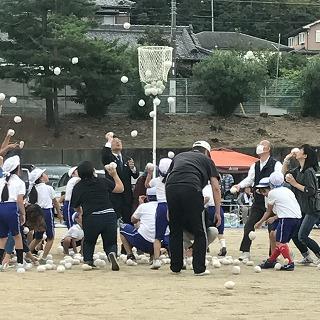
[259,259,276,269]
[127,253,136,261]
[108,252,120,271]
[218,247,227,257]
[85,261,97,268]
[281,262,294,271]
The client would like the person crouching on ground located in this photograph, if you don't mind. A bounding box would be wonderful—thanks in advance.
[255,172,302,271]
[120,188,169,260]
[70,161,123,271]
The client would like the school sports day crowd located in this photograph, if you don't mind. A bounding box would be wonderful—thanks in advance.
[0,128,320,275]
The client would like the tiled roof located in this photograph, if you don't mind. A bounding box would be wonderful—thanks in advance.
[94,0,135,8]
[88,25,206,61]
[196,31,291,52]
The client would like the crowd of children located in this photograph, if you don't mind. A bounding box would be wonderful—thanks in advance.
[0,127,320,274]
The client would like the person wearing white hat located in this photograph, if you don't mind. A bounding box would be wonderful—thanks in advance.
[120,187,168,258]
[255,172,302,271]
[61,212,84,255]
[62,166,80,229]
[232,140,282,261]
[145,158,172,269]
[165,141,221,276]
[0,155,26,269]
[28,168,61,263]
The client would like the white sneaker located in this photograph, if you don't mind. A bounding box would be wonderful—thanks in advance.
[239,252,250,261]
[297,256,313,265]
[150,259,161,270]
[194,269,211,276]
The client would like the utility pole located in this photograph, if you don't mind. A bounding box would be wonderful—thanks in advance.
[169,0,177,113]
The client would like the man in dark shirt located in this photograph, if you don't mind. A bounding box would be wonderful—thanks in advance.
[165,141,221,276]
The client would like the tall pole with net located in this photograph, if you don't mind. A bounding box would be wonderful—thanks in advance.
[138,46,173,177]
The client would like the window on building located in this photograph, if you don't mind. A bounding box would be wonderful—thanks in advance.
[298,32,305,45]
[316,30,320,43]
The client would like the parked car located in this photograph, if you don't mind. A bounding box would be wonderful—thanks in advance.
[35,164,71,187]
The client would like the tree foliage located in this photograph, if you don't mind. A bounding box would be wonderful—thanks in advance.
[193,51,268,116]
[299,57,320,117]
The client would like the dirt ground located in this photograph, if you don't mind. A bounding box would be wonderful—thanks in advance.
[1,227,320,320]
[1,113,319,149]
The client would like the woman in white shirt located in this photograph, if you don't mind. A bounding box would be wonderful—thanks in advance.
[28,168,61,262]
[0,156,26,268]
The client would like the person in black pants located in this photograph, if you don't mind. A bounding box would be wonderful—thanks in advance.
[71,161,124,270]
[165,141,221,276]
[101,132,139,224]
[233,140,282,261]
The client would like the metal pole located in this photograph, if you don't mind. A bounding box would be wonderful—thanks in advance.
[152,100,157,178]
[275,33,281,93]
[170,0,177,113]
[211,0,214,32]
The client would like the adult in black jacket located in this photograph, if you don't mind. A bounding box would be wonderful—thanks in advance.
[101,132,139,223]
[233,140,282,261]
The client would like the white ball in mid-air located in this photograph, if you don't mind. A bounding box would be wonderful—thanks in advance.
[7,129,15,137]
[9,96,17,104]
[249,231,256,240]
[153,97,161,106]
[19,141,25,149]
[53,67,61,76]
[13,116,22,123]
[23,227,29,235]
[131,130,138,138]
[123,22,131,30]
[121,76,128,84]
[138,99,145,107]
[71,57,79,65]
[57,265,65,273]
[37,265,46,273]
[224,281,235,290]
[167,97,175,104]
[232,266,241,275]
[168,151,175,159]
[0,93,6,101]
[145,70,152,78]
[17,267,26,273]
[149,111,156,118]
[254,266,262,273]
[274,263,282,270]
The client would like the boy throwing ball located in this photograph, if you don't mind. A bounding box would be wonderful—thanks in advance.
[255,172,302,271]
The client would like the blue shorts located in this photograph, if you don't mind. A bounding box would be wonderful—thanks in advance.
[34,208,55,240]
[155,202,168,241]
[63,201,75,229]
[207,206,225,234]
[268,219,279,231]
[276,218,300,244]
[0,202,21,238]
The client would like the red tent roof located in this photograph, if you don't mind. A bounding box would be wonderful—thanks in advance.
[210,148,258,173]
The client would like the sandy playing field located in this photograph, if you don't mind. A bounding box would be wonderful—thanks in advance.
[1,228,320,320]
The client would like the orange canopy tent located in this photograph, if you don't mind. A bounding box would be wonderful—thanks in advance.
[210,148,258,174]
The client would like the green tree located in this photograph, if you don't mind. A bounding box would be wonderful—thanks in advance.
[0,0,95,135]
[193,51,268,116]
[299,57,320,117]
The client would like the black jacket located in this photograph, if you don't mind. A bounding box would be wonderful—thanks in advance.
[101,146,139,205]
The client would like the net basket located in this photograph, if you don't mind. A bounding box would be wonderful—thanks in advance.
[138,46,173,84]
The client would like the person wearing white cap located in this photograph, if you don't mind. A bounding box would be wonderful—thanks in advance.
[232,140,282,261]
[165,141,221,276]
[254,172,302,271]
[62,166,80,229]
[61,212,84,255]
[145,158,172,269]
[120,187,168,258]
[0,155,26,269]
[27,168,61,263]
